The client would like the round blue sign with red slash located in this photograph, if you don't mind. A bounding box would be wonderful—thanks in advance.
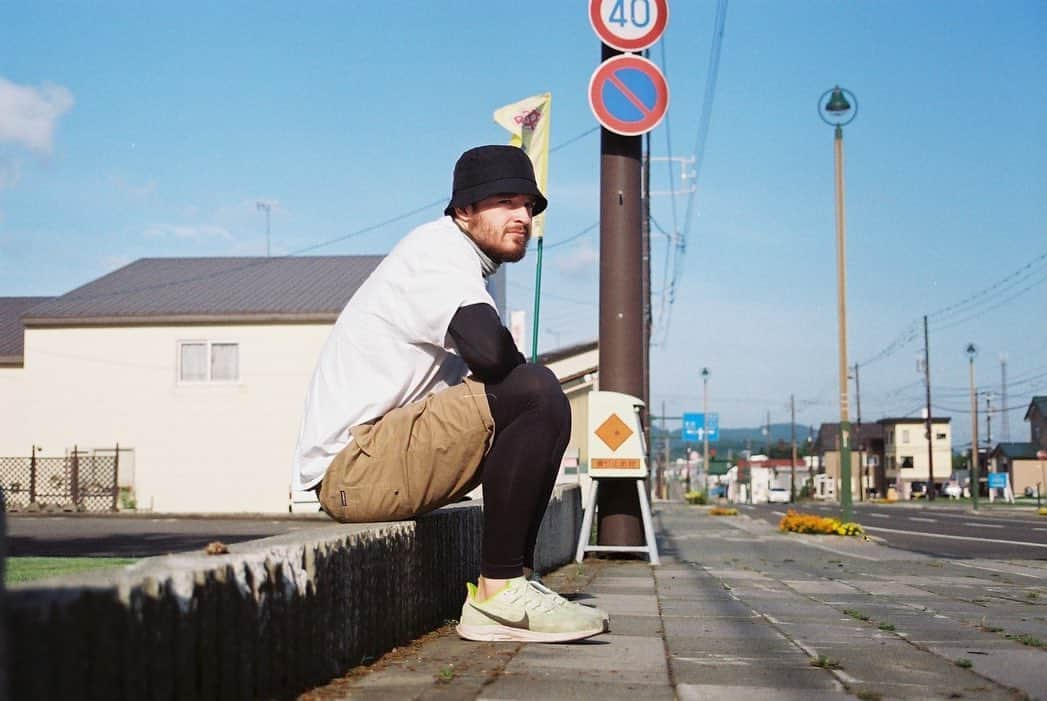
[588,54,669,136]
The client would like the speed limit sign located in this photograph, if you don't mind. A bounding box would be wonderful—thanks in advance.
[589,0,669,53]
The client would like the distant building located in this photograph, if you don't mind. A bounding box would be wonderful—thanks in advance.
[879,417,953,498]
[1,256,382,513]
[989,396,1047,496]
[812,422,885,499]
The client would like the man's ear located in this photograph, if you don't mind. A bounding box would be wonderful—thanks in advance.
[453,205,473,225]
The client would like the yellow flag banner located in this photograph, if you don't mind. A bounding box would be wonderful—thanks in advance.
[493,92,550,238]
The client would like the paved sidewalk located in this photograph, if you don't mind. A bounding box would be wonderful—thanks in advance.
[301,503,1046,700]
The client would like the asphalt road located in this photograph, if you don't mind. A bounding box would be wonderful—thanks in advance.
[6,513,331,557]
[739,501,1047,560]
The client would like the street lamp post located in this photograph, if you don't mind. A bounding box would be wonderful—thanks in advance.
[819,86,857,523]
[967,343,980,511]
[701,367,710,496]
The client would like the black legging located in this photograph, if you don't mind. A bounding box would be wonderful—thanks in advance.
[479,363,571,579]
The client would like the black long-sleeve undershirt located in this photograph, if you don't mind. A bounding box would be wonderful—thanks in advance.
[448,303,525,384]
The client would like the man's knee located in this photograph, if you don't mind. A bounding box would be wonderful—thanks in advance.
[507,364,568,422]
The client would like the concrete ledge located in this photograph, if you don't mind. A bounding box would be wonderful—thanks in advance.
[3,483,582,701]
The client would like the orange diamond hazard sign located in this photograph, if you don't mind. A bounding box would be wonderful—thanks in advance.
[595,413,633,452]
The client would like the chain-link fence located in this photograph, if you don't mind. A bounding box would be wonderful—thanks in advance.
[0,451,119,512]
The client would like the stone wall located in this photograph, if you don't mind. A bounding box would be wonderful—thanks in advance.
[3,484,581,701]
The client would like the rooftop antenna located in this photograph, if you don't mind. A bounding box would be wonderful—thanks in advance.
[256,201,272,257]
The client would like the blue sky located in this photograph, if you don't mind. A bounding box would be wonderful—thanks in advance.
[2,1,1044,448]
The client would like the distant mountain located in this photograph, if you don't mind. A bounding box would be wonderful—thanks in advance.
[650,423,817,461]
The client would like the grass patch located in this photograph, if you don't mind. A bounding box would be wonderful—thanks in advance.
[1005,633,1045,648]
[809,655,842,669]
[437,664,455,681]
[856,691,883,701]
[5,557,137,585]
[844,609,871,622]
[878,622,896,632]
[955,658,973,668]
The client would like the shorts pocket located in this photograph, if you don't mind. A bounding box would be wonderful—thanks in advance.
[321,439,411,522]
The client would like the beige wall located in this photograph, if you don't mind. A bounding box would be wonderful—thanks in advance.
[3,323,332,513]
[0,366,30,456]
[883,421,953,484]
[1011,459,1046,496]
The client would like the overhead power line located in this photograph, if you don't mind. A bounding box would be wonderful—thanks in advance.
[656,0,729,345]
[52,127,601,305]
[859,249,1047,367]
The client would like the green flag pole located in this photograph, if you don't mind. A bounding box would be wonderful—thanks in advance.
[531,236,544,363]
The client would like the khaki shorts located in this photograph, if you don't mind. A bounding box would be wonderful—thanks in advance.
[318,378,494,522]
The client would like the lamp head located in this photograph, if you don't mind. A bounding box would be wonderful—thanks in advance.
[966,342,978,360]
[701,367,710,380]
[824,87,851,114]
[818,86,858,127]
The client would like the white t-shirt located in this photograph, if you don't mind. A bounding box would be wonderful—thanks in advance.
[291,216,495,491]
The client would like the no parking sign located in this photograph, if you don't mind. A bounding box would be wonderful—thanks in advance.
[588,54,669,136]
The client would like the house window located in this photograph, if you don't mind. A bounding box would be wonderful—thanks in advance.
[935,432,947,440]
[867,455,879,467]
[178,341,239,382]
[900,456,914,469]
[901,430,910,444]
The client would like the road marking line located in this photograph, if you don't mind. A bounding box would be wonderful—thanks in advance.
[1035,528,1047,532]
[863,525,1047,548]
[909,517,937,523]
[772,511,786,517]
[964,522,1003,528]
[869,513,889,518]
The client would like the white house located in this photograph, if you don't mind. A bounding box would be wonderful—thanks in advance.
[1,256,381,513]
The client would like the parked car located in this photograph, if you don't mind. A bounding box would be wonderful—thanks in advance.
[768,487,791,504]
[943,482,962,499]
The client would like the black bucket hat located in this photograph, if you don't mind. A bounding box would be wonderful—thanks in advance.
[444,145,548,217]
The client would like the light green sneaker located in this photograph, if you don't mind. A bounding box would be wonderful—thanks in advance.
[456,577,605,643]
[526,578,610,633]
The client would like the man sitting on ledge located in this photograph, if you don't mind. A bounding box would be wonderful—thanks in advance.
[292,145,607,643]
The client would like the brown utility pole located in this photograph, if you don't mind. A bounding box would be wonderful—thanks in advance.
[597,42,646,546]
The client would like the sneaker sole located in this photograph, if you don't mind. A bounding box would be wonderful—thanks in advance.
[456,623,604,643]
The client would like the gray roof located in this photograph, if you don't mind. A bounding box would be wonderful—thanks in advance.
[990,442,1039,460]
[22,256,384,326]
[814,422,884,453]
[1025,396,1047,421]
[0,296,54,363]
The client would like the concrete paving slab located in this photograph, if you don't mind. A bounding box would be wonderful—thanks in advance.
[588,575,655,591]
[665,635,801,657]
[501,634,667,686]
[662,617,790,641]
[588,592,660,616]
[782,580,860,594]
[927,644,1047,697]
[669,657,841,690]
[677,683,848,700]
[479,677,675,700]
[841,580,939,597]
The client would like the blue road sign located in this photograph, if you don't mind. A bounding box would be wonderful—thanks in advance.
[682,412,719,442]
[588,54,669,136]
[988,472,1007,489]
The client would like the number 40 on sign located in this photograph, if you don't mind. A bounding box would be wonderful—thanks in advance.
[589,0,669,53]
